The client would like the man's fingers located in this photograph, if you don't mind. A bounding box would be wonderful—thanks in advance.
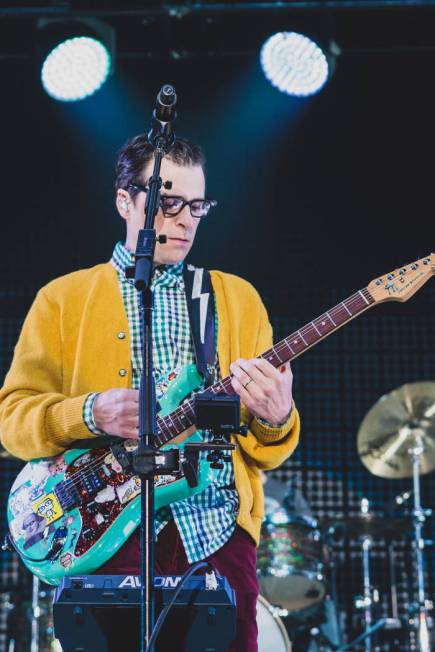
[230,359,267,387]
[250,357,288,380]
[230,375,256,408]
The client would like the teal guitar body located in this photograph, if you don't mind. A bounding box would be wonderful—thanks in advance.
[7,364,216,586]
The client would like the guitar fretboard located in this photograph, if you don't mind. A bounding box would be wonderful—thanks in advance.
[155,287,375,447]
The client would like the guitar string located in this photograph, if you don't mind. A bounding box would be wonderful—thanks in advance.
[57,289,373,494]
[59,419,166,494]
[57,273,426,494]
[59,423,165,494]
[271,293,372,359]
[155,290,374,445]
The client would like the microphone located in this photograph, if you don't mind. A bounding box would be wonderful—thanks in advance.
[148,84,177,149]
[156,84,177,122]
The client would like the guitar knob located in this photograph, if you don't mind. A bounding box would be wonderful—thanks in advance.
[210,462,223,470]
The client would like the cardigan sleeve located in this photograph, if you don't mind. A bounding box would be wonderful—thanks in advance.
[0,289,95,461]
[235,290,300,471]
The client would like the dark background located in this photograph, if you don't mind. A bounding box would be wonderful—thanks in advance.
[0,1,434,650]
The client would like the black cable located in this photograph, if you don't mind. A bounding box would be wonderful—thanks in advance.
[145,560,212,652]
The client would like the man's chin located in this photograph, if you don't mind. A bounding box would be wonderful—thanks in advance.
[155,244,191,266]
[154,253,187,266]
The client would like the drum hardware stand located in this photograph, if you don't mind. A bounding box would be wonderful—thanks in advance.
[351,499,382,652]
[30,575,40,652]
[384,541,405,648]
[406,436,433,652]
[324,524,345,648]
[354,534,381,652]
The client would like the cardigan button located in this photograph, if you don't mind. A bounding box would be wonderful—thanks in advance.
[118,368,128,377]
[117,331,126,340]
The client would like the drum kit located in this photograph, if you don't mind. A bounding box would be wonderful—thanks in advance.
[257,382,435,652]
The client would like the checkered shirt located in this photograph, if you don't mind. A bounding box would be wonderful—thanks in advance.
[83,241,238,562]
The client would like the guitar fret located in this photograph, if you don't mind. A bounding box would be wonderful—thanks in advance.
[184,401,196,417]
[221,377,233,393]
[312,321,322,336]
[342,301,352,316]
[359,290,370,305]
[173,411,185,432]
[275,342,291,362]
[326,311,337,326]
[325,312,336,327]
[284,339,295,355]
[298,330,308,346]
[161,415,172,434]
[166,413,177,431]
[157,418,170,439]
[273,347,284,363]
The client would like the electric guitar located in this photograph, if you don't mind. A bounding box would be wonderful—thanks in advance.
[6,254,434,585]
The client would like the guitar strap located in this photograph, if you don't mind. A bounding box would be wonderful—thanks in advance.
[182,263,216,388]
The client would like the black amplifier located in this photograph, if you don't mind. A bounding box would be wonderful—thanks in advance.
[53,574,236,652]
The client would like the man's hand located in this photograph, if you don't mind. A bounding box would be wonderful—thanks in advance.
[230,358,293,425]
[93,389,139,439]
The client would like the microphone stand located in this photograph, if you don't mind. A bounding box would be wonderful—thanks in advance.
[130,90,176,652]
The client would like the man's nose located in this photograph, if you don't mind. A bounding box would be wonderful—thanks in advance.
[174,205,195,227]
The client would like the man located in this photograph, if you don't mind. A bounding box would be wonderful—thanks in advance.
[0,135,300,651]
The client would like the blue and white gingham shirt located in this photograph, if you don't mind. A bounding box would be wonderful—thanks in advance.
[83,242,238,562]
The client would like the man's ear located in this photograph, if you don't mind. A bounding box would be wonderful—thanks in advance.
[116,189,131,220]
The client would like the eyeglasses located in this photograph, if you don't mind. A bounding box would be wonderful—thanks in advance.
[128,183,217,219]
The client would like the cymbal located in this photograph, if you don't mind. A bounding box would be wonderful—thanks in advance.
[357,382,435,479]
[322,515,409,539]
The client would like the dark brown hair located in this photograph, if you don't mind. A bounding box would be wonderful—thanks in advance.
[115,135,206,201]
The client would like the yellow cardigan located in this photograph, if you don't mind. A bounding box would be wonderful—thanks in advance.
[0,263,300,545]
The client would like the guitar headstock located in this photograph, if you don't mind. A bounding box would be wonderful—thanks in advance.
[367,253,434,303]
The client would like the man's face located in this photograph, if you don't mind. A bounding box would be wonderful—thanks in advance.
[117,158,206,266]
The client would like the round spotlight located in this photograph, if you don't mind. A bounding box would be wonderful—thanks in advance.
[41,36,111,102]
[260,32,329,97]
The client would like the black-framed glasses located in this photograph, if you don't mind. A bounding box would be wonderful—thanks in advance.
[128,183,217,219]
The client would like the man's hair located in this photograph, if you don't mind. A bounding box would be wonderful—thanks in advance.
[115,135,206,201]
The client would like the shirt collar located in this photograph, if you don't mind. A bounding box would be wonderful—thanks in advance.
[110,241,184,288]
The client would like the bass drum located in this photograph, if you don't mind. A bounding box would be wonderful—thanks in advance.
[257,594,291,652]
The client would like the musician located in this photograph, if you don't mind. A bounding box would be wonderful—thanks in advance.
[0,136,300,651]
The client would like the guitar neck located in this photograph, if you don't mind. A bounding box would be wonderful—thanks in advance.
[156,286,375,447]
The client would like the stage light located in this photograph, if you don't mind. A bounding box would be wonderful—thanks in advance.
[260,32,330,97]
[38,19,114,102]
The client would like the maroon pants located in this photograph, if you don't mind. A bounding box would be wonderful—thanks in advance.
[97,521,259,651]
